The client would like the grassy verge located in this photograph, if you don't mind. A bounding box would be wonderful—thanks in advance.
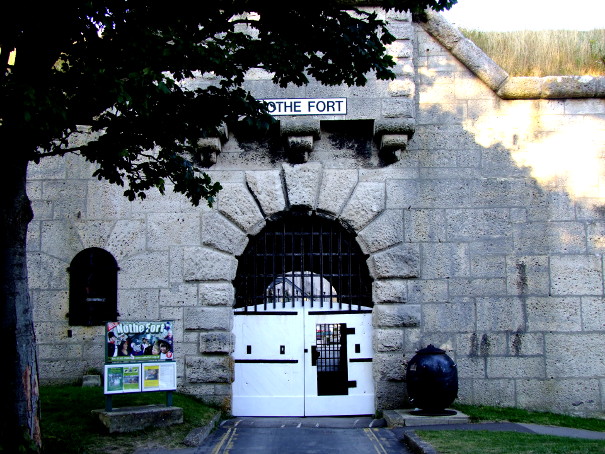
[416,430,605,454]
[414,404,605,454]
[453,404,605,432]
[40,384,219,454]
[460,29,605,76]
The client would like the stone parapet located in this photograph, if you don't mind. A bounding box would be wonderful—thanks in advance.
[498,76,601,99]
[420,10,605,99]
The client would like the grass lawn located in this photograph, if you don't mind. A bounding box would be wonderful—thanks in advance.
[415,404,605,454]
[40,385,605,454]
[40,384,219,454]
[416,430,605,454]
[454,404,605,432]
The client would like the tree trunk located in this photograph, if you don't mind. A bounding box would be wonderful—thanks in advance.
[0,153,40,452]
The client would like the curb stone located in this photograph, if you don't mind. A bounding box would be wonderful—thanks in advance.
[403,431,439,454]
[183,411,222,447]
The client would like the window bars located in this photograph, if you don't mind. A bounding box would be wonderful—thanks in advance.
[235,214,372,311]
[316,323,349,395]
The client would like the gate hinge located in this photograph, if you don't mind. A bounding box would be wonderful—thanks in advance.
[348,381,357,388]
[344,327,356,335]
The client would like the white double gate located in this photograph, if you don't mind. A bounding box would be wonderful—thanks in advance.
[232,304,374,416]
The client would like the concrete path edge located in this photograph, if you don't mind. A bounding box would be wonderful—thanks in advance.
[403,431,439,454]
[183,411,222,447]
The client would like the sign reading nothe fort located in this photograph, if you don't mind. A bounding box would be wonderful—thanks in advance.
[262,98,347,116]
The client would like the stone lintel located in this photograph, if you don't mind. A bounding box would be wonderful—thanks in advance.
[374,118,415,137]
[280,119,321,139]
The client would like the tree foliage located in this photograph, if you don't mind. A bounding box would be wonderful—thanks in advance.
[2,0,455,205]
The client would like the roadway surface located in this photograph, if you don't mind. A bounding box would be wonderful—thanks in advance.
[194,417,413,454]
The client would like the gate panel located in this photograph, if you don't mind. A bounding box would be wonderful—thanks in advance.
[304,311,374,416]
[232,308,374,416]
[233,214,375,416]
[232,312,304,416]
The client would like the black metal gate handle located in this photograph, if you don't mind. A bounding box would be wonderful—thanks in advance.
[311,345,320,366]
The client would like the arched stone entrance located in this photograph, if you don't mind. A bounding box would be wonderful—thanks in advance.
[232,213,375,416]
[182,163,417,411]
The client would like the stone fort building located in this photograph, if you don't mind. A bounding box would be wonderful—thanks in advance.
[29,10,605,417]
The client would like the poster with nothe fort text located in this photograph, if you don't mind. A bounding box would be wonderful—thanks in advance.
[105,321,174,364]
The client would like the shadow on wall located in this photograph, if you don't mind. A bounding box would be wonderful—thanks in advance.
[468,102,605,202]
[418,70,605,204]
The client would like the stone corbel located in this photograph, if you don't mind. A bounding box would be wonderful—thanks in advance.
[280,119,321,164]
[374,118,416,163]
[195,123,228,167]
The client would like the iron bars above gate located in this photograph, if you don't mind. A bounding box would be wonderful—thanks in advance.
[234,213,372,312]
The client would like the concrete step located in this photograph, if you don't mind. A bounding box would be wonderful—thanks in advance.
[92,405,183,433]
[383,409,470,427]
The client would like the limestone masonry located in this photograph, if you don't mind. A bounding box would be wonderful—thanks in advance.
[29,9,605,417]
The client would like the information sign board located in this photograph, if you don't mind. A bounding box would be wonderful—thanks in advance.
[104,321,176,396]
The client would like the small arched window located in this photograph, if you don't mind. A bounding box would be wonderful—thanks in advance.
[68,248,119,326]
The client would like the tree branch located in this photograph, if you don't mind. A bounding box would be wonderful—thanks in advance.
[35,146,82,158]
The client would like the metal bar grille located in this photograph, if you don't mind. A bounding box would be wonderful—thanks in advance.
[316,323,349,396]
[316,323,342,372]
[234,214,372,311]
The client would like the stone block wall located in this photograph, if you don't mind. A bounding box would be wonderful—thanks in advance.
[27,9,605,417]
[28,156,418,410]
[27,9,418,412]
[406,18,605,415]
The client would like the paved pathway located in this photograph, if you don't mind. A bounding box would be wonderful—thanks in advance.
[392,421,605,441]
[194,417,412,454]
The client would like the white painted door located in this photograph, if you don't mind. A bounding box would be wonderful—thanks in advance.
[303,311,374,416]
[232,304,374,416]
[232,310,304,416]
